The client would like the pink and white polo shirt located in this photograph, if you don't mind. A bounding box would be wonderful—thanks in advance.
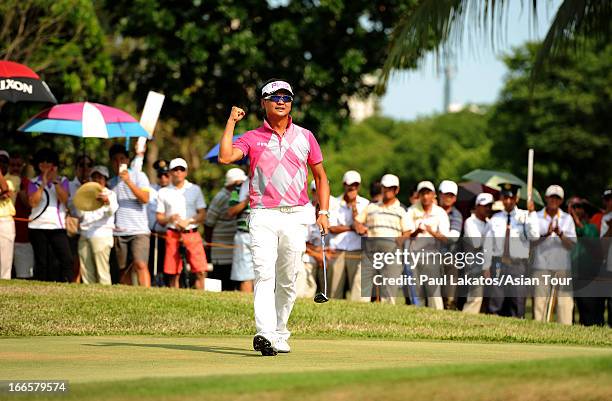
[233,116,323,208]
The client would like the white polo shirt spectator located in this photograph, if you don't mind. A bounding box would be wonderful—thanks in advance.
[157,180,207,231]
[328,170,369,301]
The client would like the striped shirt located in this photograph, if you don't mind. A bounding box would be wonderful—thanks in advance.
[356,199,413,238]
[205,188,237,265]
[109,170,151,236]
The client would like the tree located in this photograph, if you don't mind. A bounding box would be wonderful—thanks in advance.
[488,40,612,202]
[379,0,612,89]
[103,0,421,138]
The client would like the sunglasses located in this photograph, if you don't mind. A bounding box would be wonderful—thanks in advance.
[264,95,293,103]
[171,167,186,172]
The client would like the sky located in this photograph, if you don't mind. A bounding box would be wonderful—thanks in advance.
[381,0,561,121]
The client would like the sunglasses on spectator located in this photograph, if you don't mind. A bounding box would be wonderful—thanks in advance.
[171,167,186,172]
[264,95,293,103]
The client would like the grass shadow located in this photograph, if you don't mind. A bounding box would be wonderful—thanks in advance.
[84,342,259,357]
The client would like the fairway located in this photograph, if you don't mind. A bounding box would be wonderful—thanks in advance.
[2,281,612,400]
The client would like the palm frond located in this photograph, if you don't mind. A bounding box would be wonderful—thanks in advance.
[533,0,612,80]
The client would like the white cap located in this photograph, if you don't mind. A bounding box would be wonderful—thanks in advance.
[381,174,400,188]
[261,80,294,96]
[416,180,435,193]
[310,179,316,191]
[475,192,494,206]
[438,180,458,195]
[0,150,9,159]
[169,158,188,170]
[90,165,109,179]
[225,168,247,186]
[343,170,361,185]
[545,184,564,199]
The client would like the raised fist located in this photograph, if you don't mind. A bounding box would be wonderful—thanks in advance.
[229,106,245,123]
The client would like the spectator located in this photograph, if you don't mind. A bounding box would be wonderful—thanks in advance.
[0,150,16,279]
[27,148,74,282]
[406,180,450,310]
[568,197,603,326]
[228,176,255,292]
[8,153,34,279]
[297,180,323,298]
[369,180,382,204]
[531,185,576,325]
[76,166,118,285]
[156,158,208,289]
[462,193,494,314]
[483,183,539,318]
[599,188,612,327]
[204,168,247,290]
[108,144,151,287]
[328,170,369,301]
[67,155,94,282]
[148,159,170,286]
[355,174,413,304]
[438,180,463,309]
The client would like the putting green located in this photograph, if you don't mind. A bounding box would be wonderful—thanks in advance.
[1,336,610,383]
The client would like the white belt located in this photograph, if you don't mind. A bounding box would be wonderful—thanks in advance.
[260,205,305,213]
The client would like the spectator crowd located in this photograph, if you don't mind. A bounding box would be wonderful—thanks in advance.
[0,147,610,327]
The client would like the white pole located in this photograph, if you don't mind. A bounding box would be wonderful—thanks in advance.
[527,149,534,204]
[136,91,165,154]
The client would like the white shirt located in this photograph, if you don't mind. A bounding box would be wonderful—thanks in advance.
[27,176,70,230]
[147,184,167,233]
[329,194,369,251]
[406,202,450,238]
[157,180,207,230]
[463,214,490,250]
[78,189,118,239]
[483,207,540,268]
[532,209,577,271]
[600,211,612,272]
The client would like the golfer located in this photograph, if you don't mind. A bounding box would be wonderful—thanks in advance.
[219,78,330,356]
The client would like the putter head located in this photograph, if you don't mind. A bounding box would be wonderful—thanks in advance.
[314,292,329,303]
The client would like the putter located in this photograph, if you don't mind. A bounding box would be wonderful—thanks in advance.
[314,233,329,303]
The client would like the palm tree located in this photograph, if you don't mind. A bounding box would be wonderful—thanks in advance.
[379,0,612,89]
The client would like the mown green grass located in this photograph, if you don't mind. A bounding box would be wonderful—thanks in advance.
[17,354,612,401]
[1,280,611,345]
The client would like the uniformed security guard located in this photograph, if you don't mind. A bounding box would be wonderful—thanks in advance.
[483,183,539,318]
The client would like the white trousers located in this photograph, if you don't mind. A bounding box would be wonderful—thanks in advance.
[249,208,308,341]
[0,218,15,279]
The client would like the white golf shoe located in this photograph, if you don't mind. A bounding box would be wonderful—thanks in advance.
[274,338,291,353]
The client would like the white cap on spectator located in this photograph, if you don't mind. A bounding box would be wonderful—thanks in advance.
[545,184,564,199]
[381,174,400,188]
[439,180,458,195]
[416,180,435,193]
[89,165,110,179]
[225,168,247,186]
[343,170,361,185]
[169,158,188,170]
[0,150,9,159]
[475,192,494,206]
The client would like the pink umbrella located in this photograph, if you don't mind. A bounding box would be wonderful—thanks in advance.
[18,102,149,138]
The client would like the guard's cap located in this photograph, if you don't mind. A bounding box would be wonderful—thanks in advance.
[498,182,521,197]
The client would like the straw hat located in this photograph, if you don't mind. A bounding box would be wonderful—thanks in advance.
[73,182,104,211]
